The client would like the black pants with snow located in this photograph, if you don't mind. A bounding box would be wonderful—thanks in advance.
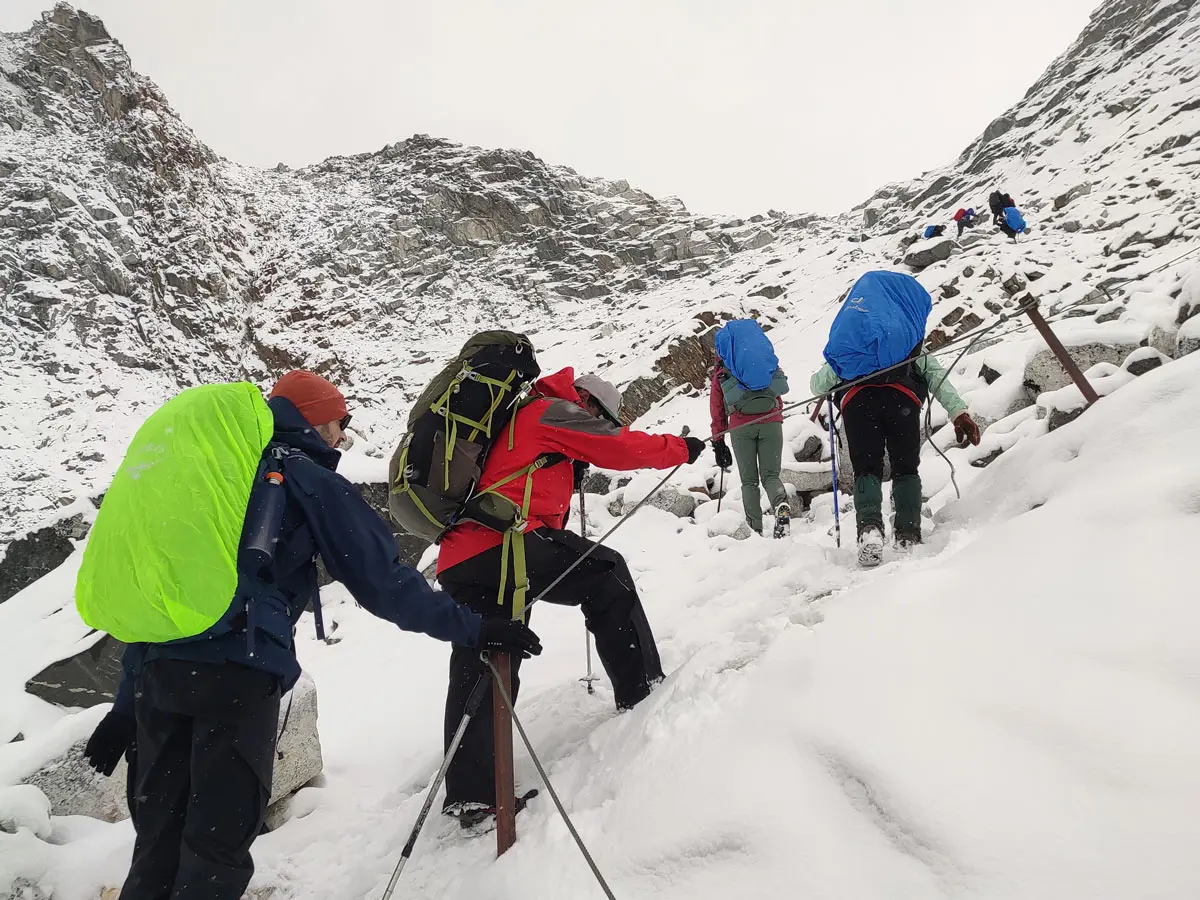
[842,388,923,537]
[119,659,280,900]
[439,528,664,809]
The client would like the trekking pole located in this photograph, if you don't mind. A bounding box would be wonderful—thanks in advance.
[827,398,842,549]
[716,466,725,513]
[380,673,492,900]
[483,654,618,900]
[578,485,598,695]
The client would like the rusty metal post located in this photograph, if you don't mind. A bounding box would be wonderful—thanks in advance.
[1018,295,1101,405]
[492,652,517,855]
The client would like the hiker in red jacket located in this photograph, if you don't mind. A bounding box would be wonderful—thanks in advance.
[437,367,705,827]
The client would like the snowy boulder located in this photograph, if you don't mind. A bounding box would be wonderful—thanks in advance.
[779,467,832,494]
[706,510,754,541]
[620,484,698,519]
[0,785,53,839]
[20,675,323,825]
[903,237,955,270]
[1176,316,1200,359]
[0,512,90,603]
[1023,342,1138,393]
[1121,347,1169,377]
[792,435,824,463]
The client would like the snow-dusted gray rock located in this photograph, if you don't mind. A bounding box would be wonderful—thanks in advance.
[582,471,613,495]
[903,237,956,270]
[1054,182,1092,210]
[1023,342,1138,393]
[21,675,322,824]
[621,485,698,519]
[1122,347,1169,376]
[1175,317,1200,358]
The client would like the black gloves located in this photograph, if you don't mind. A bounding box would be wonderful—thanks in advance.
[84,710,135,776]
[477,618,543,659]
[712,439,734,470]
[683,437,706,464]
[572,459,590,492]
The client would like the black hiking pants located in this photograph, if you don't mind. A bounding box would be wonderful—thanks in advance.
[842,388,923,537]
[119,659,280,900]
[439,528,664,809]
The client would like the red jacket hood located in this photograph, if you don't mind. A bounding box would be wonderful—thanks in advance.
[534,367,582,403]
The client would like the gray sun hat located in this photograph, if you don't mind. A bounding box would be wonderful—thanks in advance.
[574,374,623,426]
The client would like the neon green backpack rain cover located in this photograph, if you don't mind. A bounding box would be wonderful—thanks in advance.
[76,383,275,643]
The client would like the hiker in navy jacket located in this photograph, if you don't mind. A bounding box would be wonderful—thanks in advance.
[82,371,539,900]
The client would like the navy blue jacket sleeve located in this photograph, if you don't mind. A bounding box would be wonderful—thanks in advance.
[288,461,482,646]
[112,642,146,717]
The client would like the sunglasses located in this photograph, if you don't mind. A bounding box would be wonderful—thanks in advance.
[339,414,353,431]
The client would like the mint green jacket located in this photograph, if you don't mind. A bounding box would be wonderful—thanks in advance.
[809,355,968,418]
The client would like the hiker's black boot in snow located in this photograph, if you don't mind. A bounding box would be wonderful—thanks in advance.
[773,502,791,539]
[857,526,884,568]
[894,529,922,552]
[448,789,539,832]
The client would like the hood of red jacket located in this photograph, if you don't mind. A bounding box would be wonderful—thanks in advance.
[534,366,581,403]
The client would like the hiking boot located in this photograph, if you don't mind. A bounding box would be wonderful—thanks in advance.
[772,502,791,539]
[894,529,922,552]
[446,789,539,831]
[857,526,884,568]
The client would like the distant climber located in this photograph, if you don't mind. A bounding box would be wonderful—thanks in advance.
[434,368,704,828]
[77,372,530,900]
[998,205,1028,240]
[710,319,791,537]
[810,272,982,567]
[953,207,978,237]
[989,190,1016,225]
[923,224,947,239]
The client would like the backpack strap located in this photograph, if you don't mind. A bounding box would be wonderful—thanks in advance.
[471,452,568,621]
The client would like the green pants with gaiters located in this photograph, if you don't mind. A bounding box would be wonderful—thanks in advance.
[731,422,788,533]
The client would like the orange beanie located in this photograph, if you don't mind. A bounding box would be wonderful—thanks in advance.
[269,370,348,426]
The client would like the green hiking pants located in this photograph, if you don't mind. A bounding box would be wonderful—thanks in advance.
[731,422,788,533]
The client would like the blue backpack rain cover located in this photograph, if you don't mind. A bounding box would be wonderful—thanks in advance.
[923,225,938,239]
[715,319,778,391]
[1005,207,1027,232]
[823,271,933,381]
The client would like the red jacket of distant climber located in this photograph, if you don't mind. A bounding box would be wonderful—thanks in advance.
[437,367,689,573]
[709,364,784,439]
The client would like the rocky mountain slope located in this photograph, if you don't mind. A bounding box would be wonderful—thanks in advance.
[2,0,1199,562]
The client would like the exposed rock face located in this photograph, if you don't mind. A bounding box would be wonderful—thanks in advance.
[622,325,719,421]
[903,237,956,270]
[0,5,797,553]
[0,512,89,603]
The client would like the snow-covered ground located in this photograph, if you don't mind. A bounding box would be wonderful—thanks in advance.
[4,345,1199,899]
[4,1,1200,896]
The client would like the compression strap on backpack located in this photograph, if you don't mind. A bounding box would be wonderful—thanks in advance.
[474,452,568,621]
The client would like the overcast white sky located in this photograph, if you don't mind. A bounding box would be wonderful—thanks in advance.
[3,0,1100,216]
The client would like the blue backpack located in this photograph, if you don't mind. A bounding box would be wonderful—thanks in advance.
[823,271,932,382]
[715,319,778,391]
[923,225,940,239]
[1004,207,1027,233]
